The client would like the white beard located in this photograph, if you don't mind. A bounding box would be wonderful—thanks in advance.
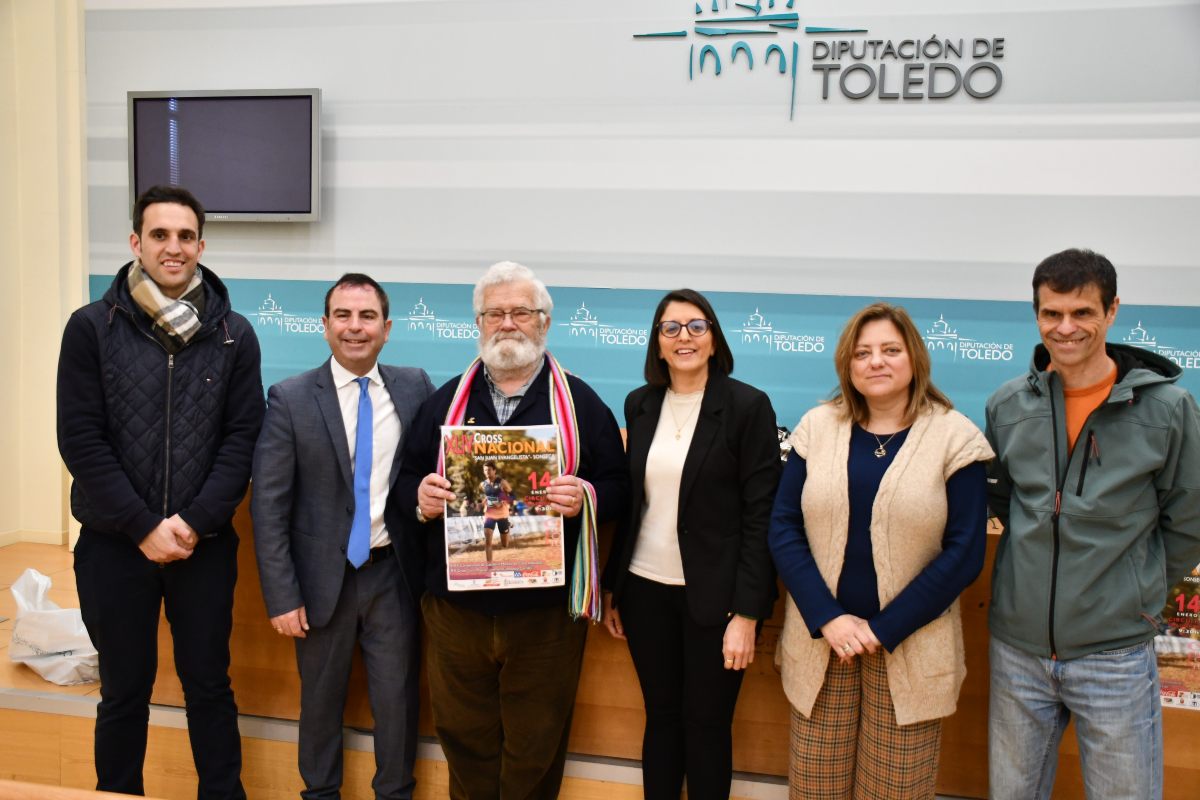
[479,330,545,374]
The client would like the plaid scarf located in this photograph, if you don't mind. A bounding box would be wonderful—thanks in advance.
[439,354,603,621]
[127,260,204,344]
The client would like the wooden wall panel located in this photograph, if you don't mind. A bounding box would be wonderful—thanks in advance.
[149,502,1199,799]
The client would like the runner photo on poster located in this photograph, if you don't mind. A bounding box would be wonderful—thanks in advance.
[441,424,565,591]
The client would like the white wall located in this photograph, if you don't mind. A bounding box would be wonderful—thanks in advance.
[83,0,1200,305]
[45,14,1200,781]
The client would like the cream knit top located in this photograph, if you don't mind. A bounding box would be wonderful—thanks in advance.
[777,401,993,725]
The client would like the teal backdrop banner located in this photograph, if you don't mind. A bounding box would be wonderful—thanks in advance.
[89,276,1200,430]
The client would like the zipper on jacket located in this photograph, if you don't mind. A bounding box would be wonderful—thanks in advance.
[162,353,175,516]
[1048,389,1063,660]
[1075,430,1098,496]
[112,301,214,522]
[1048,389,1107,659]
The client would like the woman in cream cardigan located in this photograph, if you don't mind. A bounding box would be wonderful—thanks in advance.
[768,302,992,799]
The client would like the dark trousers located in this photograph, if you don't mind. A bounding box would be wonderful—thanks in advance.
[621,573,746,800]
[421,594,588,800]
[74,529,245,799]
[295,555,419,800]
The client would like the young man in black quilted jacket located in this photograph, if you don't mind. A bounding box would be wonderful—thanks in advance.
[57,185,264,799]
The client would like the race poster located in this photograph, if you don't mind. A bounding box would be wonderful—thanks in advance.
[441,425,565,591]
[1156,562,1200,710]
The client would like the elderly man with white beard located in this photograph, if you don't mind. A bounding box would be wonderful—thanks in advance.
[395,261,629,800]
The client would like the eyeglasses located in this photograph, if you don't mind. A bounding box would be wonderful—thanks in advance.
[479,307,543,325]
[657,319,712,338]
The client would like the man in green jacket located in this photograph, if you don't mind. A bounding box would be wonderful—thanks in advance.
[985,248,1200,800]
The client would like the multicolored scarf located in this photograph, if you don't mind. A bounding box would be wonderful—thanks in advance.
[127,259,204,343]
[439,353,602,621]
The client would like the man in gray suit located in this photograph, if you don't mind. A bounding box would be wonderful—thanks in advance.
[252,273,434,799]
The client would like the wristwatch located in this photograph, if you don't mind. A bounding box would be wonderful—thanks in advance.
[415,505,428,524]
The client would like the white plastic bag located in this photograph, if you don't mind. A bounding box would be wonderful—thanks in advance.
[8,568,99,685]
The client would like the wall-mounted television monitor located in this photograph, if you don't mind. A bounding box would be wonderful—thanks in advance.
[128,89,321,222]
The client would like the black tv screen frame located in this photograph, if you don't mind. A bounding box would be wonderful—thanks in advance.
[127,88,322,223]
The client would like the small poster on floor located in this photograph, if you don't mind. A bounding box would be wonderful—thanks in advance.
[1156,562,1200,711]
[441,425,565,591]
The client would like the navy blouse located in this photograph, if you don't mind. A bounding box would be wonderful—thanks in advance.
[768,424,987,652]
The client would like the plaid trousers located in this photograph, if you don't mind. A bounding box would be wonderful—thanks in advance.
[788,650,942,799]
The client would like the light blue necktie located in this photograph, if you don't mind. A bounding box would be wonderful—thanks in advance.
[347,377,373,568]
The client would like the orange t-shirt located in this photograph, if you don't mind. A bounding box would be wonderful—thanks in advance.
[1063,366,1117,452]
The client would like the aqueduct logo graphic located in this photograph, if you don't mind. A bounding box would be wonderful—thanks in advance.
[558,302,649,347]
[254,293,324,335]
[731,308,825,353]
[635,1,1005,119]
[1124,321,1200,371]
[924,314,1014,364]
[403,298,479,341]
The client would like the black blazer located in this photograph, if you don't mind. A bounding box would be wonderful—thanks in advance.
[603,372,782,626]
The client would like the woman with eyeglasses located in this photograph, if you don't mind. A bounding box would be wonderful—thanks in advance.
[601,288,782,799]
[768,303,992,799]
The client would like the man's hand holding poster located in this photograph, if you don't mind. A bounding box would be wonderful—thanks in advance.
[441,425,565,590]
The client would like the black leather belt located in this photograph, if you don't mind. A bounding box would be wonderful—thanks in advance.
[358,543,393,568]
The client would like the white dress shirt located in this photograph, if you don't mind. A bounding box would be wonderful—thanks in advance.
[329,357,400,549]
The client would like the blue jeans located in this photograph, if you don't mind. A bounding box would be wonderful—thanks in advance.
[988,636,1162,800]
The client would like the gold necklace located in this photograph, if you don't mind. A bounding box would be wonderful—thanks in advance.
[872,430,900,458]
[666,389,703,440]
